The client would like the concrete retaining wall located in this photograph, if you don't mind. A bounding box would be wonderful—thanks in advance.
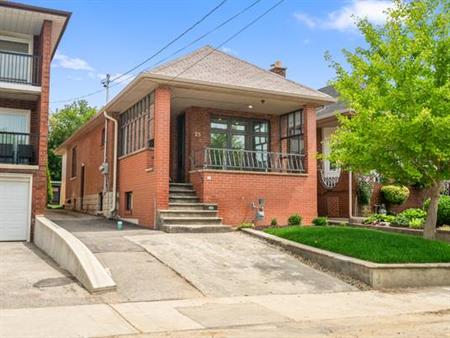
[34,216,116,293]
[243,228,450,289]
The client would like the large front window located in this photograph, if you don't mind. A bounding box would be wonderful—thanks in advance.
[210,117,269,151]
[280,110,304,155]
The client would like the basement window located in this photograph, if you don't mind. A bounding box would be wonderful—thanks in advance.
[125,191,133,211]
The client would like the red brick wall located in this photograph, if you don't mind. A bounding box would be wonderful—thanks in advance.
[0,21,53,231]
[153,87,171,209]
[118,149,155,227]
[188,104,318,226]
[190,170,317,225]
[65,120,109,207]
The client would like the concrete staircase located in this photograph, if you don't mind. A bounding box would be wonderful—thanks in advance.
[158,183,231,233]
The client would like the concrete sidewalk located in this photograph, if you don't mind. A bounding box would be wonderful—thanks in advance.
[1,288,449,337]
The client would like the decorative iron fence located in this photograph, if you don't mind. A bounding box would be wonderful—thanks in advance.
[443,181,450,196]
[192,147,306,173]
[0,51,40,86]
[0,131,37,165]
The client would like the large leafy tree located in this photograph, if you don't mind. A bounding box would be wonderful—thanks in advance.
[326,0,450,239]
[48,100,96,181]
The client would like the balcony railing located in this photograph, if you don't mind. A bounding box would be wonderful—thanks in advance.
[0,132,37,165]
[0,51,40,86]
[192,147,306,173]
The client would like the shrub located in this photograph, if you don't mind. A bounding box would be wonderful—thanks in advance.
[364,214,395,224]
[288,213,302,226]
[312,217,328,226]
[238,222,254,229]
[381,185,410,205]
[270,218,278,226]
[424,195,450,226]
[409,218,424,229]
[392,208,426,228]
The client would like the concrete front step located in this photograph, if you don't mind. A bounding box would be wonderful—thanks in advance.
[169,190,197,196]
[159,210,218,218]
[158,223,232,233]
[161,217,222,225]
[170,182,193,187]
[169,196,200,203]
[168,203,218,210]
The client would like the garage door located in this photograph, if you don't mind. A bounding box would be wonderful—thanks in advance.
[0,175,31,241]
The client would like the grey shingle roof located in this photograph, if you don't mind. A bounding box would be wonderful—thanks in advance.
[316,85,351,119]
[146,46,334,102]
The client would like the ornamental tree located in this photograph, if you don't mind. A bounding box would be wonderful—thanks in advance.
[326,0,450,239]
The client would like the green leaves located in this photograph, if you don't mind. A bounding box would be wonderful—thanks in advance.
[326,0,450,188]
[48,100,96,180]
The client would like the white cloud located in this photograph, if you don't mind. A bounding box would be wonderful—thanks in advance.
[294,0,392,32]
[294,12,318,28]
[54,53,94,71]
[221,47,238,55]
[67,75,83,81]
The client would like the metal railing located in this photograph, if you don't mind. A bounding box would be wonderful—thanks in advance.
[0,51,40,86]
[0,131,37,165]
[192,147,306,173]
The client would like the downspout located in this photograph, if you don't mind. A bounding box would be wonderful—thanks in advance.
[103,111,118,217]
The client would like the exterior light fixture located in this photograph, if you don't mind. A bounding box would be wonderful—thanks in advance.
[248,105,253,109]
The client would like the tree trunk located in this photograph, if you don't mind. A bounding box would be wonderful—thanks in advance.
[423,182,441,240]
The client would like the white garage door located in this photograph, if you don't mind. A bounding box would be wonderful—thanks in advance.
[0,175,31,241]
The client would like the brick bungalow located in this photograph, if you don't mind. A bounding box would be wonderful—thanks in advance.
[0,1,70,241]
[56,47,335,230]
[316,86,432,218]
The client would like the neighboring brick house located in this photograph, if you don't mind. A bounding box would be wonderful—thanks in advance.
[57,46,335,230]
[0,1,70,241]
[316,86,430,218]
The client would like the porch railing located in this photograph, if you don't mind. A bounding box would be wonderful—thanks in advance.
[0,51,40,86]
[0,131,37,165]
[192,147,306,173]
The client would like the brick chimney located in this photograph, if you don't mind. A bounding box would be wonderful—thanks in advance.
[269,60,287,77]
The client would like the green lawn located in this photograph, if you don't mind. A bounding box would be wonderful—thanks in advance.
[264,226,450,264]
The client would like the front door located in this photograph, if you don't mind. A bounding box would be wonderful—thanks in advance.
[176,114,185,182]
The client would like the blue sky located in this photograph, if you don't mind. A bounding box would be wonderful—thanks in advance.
[26,0,392,111]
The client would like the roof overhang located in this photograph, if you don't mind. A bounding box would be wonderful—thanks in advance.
[105,73,336,114]
[0,1,71,58]
[56,73,337,154]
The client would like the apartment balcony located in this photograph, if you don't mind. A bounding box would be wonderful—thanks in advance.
[192,147,306,174]
[0,131,37,165]
[0,51,41,98]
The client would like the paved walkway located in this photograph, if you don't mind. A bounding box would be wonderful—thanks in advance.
[1,288,449,337]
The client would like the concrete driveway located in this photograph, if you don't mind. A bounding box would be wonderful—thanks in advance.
[45,210,202,303]
[127,232,355,297]
[0,242,94,309]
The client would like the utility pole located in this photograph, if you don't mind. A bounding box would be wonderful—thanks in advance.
[101,73,111,103]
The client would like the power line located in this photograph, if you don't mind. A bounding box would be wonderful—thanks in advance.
[50,0,228,104]
[104,0,282,100]
[102,0,264,93]
[110,0,228,84]
[51,0,284,106]
[168,0,286,83]
[150,0,262,69]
